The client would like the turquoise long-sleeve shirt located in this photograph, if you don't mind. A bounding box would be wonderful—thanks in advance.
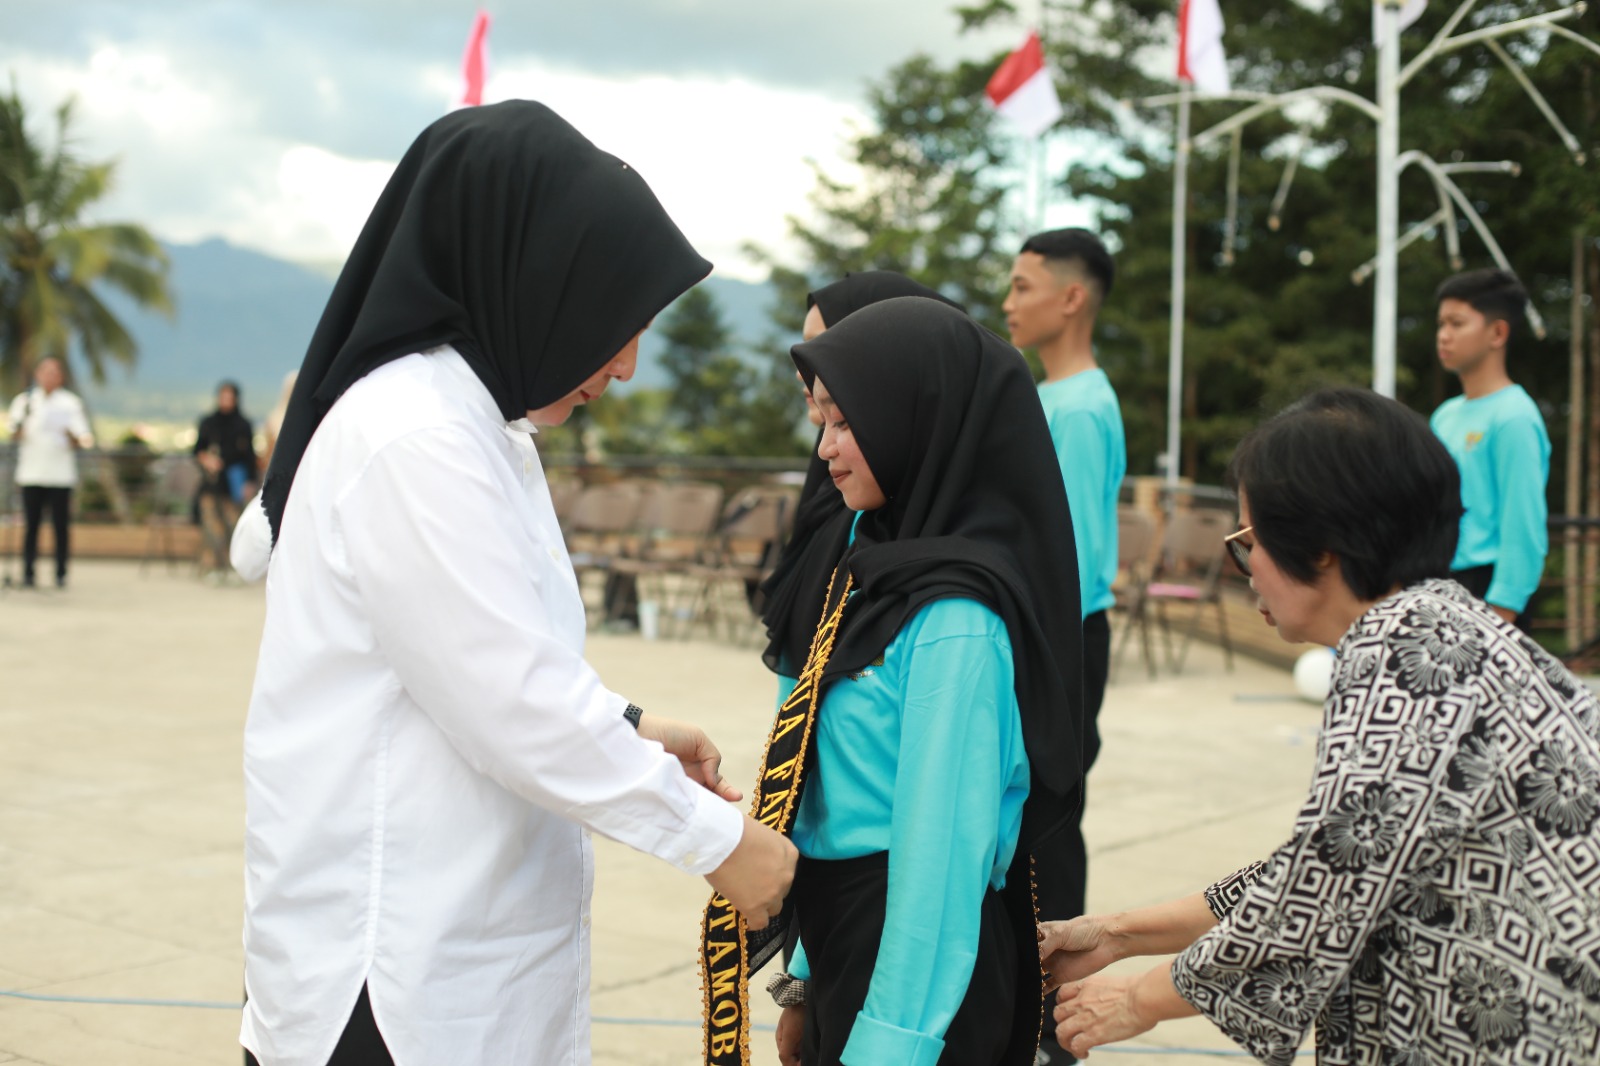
[1038,369,1126,618]
[784,597,1029,1066]
[1430,384,1550,613]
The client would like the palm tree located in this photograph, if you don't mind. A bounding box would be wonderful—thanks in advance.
[0,86,173,396]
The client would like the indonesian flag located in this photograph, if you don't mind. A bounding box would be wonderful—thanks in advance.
[457,10,491,108]
[1177,0,1229,94]
[1373,0,1428,45]
[985,32,1062,138]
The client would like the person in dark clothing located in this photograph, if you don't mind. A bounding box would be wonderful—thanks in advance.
[194,381,257,577]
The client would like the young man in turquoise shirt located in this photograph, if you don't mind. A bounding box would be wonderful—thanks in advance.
[1003,228,1125,1062]
[1430,268,1550,627]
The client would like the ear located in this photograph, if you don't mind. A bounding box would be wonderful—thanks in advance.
[1060,283,1090,318]
[1488,316,1510,351]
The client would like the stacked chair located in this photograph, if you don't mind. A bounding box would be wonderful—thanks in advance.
[1113,505,1237,676]
[551,477,799,643]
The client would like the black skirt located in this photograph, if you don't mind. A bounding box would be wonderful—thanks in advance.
[791,851,1028,1066]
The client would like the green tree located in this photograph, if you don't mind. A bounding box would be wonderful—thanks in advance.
[574,285,810,459]
[963,0,1599,485]
[756,51,1021,337]
[0,87,173,394]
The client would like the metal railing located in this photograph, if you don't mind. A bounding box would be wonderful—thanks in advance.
[7,451,1597,667]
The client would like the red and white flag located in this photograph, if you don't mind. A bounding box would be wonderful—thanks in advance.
[1177,0,1229,94]
[985,32,1062,138]
[1373,0,1428,45]
[457,10,491,108]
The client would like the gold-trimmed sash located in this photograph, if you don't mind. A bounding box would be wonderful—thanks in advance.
[699,569,852,1066]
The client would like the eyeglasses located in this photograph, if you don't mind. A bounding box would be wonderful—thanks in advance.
[1224,525,1255,577]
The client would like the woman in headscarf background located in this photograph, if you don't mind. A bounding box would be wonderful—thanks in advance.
[756,296,1086,1066]
[758,271,965,697]
[194,380,258,578]
[235,102,795,1066]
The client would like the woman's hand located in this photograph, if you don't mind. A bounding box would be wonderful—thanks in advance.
[774,1004,805,1066]
[1040,915,1122,991]
[635,713,742,802]
[1053,973,1153,1058]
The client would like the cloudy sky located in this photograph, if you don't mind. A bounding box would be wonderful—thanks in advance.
[0,1,1033,280]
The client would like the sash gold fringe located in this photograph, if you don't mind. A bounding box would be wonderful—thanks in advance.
[700,569,853,1066]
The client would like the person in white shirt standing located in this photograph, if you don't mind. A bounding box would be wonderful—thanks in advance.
[5,357,94,589]
[229,102,797,1066]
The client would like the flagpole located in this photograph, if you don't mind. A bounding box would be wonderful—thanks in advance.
[1373,0,1402,398]
[1166,84,1191,491]
[1034,9,1049,233]
[1034,133,1049,232]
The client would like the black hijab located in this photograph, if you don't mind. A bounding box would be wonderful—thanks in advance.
[758,272,964,677]
[260,100,711,542]
[790,296,1085,836]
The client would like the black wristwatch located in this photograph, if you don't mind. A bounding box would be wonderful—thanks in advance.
[623,703,644,730]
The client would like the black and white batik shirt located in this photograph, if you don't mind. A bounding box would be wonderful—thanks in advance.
[1172,579,1600,1064]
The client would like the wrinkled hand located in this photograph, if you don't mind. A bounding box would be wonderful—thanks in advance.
[1054,973,1150,1059]
[1040,915,1120,991]
[775,1004,804,1066]
[636,713,741,802]
[705,814,797,931]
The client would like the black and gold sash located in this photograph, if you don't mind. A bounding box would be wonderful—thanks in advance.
[699,569,852,1066]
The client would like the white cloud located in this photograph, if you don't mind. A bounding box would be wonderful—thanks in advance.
[3,37,867,281]
[483,60,868,280]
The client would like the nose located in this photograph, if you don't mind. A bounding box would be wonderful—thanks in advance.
[1002,292,1015,314]
[817,427,837,461]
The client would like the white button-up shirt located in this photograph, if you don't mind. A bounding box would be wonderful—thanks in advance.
[5,386,94,487]
[240,348,742,1066]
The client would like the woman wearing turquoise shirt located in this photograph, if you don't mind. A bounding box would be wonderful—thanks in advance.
[770,297,1086,1066]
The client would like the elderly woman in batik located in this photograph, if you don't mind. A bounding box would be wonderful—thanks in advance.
[1044,387,1600,1065]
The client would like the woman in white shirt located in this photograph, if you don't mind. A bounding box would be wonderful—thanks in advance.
[234,101,795,1066]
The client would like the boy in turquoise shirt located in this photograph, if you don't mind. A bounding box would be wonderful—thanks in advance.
[1003,229,1125,1063]
[1430,268,1549,627]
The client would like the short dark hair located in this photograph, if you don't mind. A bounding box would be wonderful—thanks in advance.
[1435,268,1527,345]
[1225,387,1462,600]
[1019,227,1114,301]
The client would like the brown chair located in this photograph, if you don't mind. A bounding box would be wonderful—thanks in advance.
[1114,507,1235,675]
[0,455,21,585]
[547,477,583,531]
[603,481,725,632]
[565,482,644,619]
[678,486,797,644]
[140,455,204,575]
[1109,506,1161,678]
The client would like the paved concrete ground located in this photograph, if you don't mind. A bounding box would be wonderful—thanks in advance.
[0,561,1329,1064]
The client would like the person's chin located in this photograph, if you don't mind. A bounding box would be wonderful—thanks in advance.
[527,403,576,427]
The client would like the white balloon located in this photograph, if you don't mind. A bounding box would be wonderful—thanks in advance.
[1293,647,1336,704]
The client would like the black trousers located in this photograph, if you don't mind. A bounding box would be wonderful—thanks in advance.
[1452,565,1531,632]
[245,985,393,1066]
[1057,609,1110,921]
[21,485,71,583]
[1037,609,1110,1061]
[792,852,1021,1066]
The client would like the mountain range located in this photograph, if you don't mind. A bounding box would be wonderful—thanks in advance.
[81,239,781,422]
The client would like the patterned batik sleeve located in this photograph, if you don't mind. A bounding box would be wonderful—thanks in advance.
[1203,861,1268,920]
[1169,594,1486,1065]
